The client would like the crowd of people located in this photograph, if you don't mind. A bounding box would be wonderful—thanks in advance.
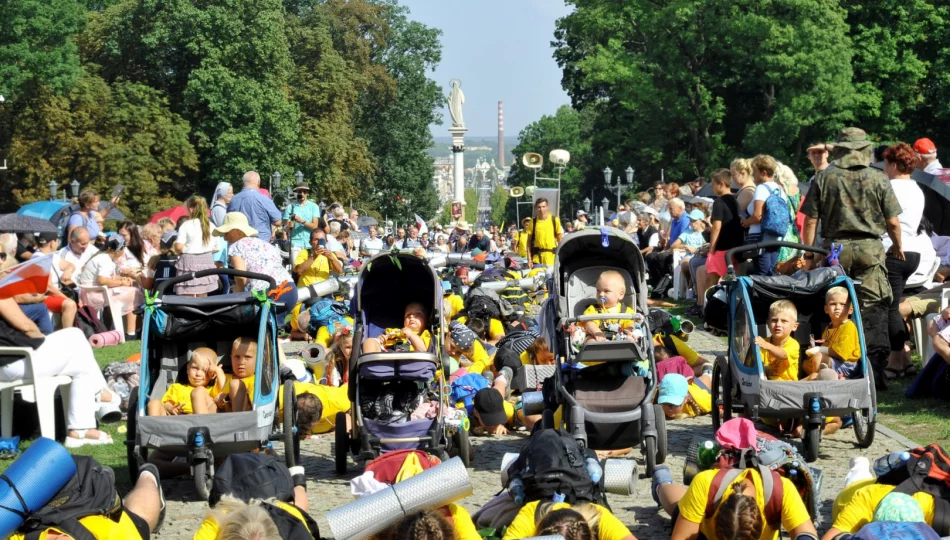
[1,127,949,540]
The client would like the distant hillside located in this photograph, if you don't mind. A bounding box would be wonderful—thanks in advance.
[428,136,518,167]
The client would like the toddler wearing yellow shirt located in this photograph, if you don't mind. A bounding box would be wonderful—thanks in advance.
[755,300,800,381]
[147,347,225,416]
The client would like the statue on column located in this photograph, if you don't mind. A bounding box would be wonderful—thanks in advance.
[448,79,465,129]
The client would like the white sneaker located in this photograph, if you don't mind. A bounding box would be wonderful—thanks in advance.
[845,456,874,486]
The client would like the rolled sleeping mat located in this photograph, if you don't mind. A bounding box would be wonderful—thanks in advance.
[521,391,546,416]
[300,344,326,368]
[0,437,77,538]
[326,457,473,540]
[477,278,540,293]
[89,330,123,348]
[297,277,341,304]
[603,459,637,496]
[500,452,519,486]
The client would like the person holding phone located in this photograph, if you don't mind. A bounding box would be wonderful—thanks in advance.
[293,229,342,288]
[283,180,321,265]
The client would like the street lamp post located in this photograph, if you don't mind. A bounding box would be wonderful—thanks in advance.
[70,179,80,200]
[271,171,281,196]
[604,165,635,209]
[48,180,57,201]
[583,197,591,214]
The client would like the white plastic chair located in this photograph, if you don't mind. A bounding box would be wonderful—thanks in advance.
[0,347,71,439]
[78,284,125,342]
[912,288,950,363]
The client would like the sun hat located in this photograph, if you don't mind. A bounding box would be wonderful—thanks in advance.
[715,417,759,451]
[107,233,126,251]
[914,138,938,157]
[293,181,310,192]
[835,127,873,150]
[473,388,507,427]
[688,209,706,221]
[213,212,259,237]
[657,373,689,406]
[873,492,926,523]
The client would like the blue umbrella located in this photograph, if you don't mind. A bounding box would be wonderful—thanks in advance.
[16,201,69,221]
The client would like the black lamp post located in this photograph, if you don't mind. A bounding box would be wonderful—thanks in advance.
[582,197,591,213]
[272,171,281,194]
[48,180,57,201]
[70,179,80,199]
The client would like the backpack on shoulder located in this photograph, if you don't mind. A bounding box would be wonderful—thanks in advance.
[19,456,122,540]
[876,444,950,536]
[761,187,792,237]
[504,428,603,506]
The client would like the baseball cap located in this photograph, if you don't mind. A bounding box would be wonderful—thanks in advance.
[37,231,59,245]
[914,138,937,156]
[576,209,587,216]
[473,388,507,427]
[688,209,706,221]
[657,373,689,406]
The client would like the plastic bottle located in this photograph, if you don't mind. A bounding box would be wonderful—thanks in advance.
[194,431,205,448]
[873,451,911,477]
[788,469,798,478]
[584,458,603,484]
[510,478,526,505]
[697,440,720,469]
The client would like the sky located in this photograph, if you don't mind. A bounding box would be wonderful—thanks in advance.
[402,0,574,139]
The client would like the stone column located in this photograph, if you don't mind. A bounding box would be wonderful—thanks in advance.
[449,126,467,209]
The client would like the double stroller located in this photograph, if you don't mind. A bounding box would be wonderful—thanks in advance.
[712,242,876,462]
[335,252,464,472]
[533,228,667,475]
[127,269,298,499]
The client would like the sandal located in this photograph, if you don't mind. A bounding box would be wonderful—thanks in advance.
[65,430,114,448]
[883,367,903,382]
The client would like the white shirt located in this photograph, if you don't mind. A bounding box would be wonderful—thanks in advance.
[923,159,944,175]
[362,237,383,255]
[883,178,935,285]
[78,253,117,286]
[176,219,215,254]
[57,244,98,276]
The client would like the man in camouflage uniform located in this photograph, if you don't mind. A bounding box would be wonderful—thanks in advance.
[801,127,904,390]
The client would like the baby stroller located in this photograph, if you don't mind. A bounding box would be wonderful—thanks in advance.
[712,242,876,462]
[335,252,462,473]
[535,227,667,476]
[126,269,298,499]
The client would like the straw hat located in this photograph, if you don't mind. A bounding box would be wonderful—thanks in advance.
[455,220,471,231]
[213,212,259,237]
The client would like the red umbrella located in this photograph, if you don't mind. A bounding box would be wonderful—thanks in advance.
[149,205,189,224]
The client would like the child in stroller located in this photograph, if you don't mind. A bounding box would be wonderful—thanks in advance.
[361,302,430,353]
[146,347,225,416]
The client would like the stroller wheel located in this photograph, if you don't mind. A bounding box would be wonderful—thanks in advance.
[193,459,213,500]
[453,429,472,467]
[334,412,349,474]
[643,436,657,477]
[853,370,877,448]
[125,386,148,485]
[654,406,667,465]
[282,380,298,468]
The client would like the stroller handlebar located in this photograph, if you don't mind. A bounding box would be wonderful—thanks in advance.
[156,268,278,295]
[570,313,642,324]
[725,242,830,275]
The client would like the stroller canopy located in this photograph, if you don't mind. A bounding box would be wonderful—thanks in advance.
[357,252,442,330]
[553,228,648,317]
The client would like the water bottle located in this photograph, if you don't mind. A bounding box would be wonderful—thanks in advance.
[510,478,526,505]
[194,431,205,448]
[697,440,720,470]
[584,458,603,484]
[112,379,130,402]
[873,451,911,477]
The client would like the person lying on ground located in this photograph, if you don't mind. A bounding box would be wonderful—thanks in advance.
[504,501,636,540]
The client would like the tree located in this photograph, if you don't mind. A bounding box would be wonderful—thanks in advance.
[554,0,861,178]
[0,0,86,99]
[5,75,197,220]
[506,105,594,223]
[489,186,509,228]
[358,1,445,222]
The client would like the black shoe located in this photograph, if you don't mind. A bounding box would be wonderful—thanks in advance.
[138,463,165,533]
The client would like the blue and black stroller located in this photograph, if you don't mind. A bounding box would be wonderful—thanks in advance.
[126,269,298,499]
[335,252,461,473]
[712,242,877,463]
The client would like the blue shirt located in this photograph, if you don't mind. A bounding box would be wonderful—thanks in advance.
[282,200,321,248]
[667,212,691,247]
[228,187,282,243]
[66,211,101,238]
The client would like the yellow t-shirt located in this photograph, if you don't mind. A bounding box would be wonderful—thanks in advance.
[678,469,811,540]
[161,382,224,414]
[683,382,712,417]
[822,319,861,364]
[760,336,800,381]
[464,340,494,376]
[447,503,481,540]
[193,500,313,540]
[455,315,506,341]
[314,316,355,348]
[11,511,143,540]
[832,483,936,534]
[516,231,529,258]
[382,328,432,351]
[583,303,634,330]
[445,294,465,319]
[278,381,352,434]
[503,501,632,540]
[293,248,331,288]
[222,374,256,404]
[529,216,563,251]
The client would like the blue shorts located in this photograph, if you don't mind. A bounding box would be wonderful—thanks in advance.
[833,359,860,379]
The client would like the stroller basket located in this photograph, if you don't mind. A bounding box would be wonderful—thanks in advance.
[758,379,872,418]
[363,418,437,452]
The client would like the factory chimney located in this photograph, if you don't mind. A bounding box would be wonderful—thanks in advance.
[498,101,505,168]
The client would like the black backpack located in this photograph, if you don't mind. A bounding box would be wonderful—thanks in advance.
[210,453,296,507]
[74,305,106,339]
[19,456,122,540]
[506,428,603,505]
[877,444,950,535]
[260,501,320,540]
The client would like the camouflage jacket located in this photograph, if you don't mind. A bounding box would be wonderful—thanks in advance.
[800,149,901,240]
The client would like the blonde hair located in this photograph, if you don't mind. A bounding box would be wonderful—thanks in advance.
[597,270,626,289]
[750,155,778,178]
[730,158,752,176]
[157,217,175,231]
[185,195,212,244]
[190,347,217,370]
[325,331,354,385]
[210,496,281,540]
[232,336,257,353]
[535,502,601,540]
[775,163,798,192]
[768,299,798,320]
[826,286,850,304]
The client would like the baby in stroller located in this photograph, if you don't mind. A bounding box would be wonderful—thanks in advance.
[581,270,638,342]
[361,302,431,353]
[147,347,226,416]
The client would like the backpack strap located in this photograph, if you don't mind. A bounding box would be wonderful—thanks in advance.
[705,468,743,520]
[704,467,783,530]
[24,519,97,540]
